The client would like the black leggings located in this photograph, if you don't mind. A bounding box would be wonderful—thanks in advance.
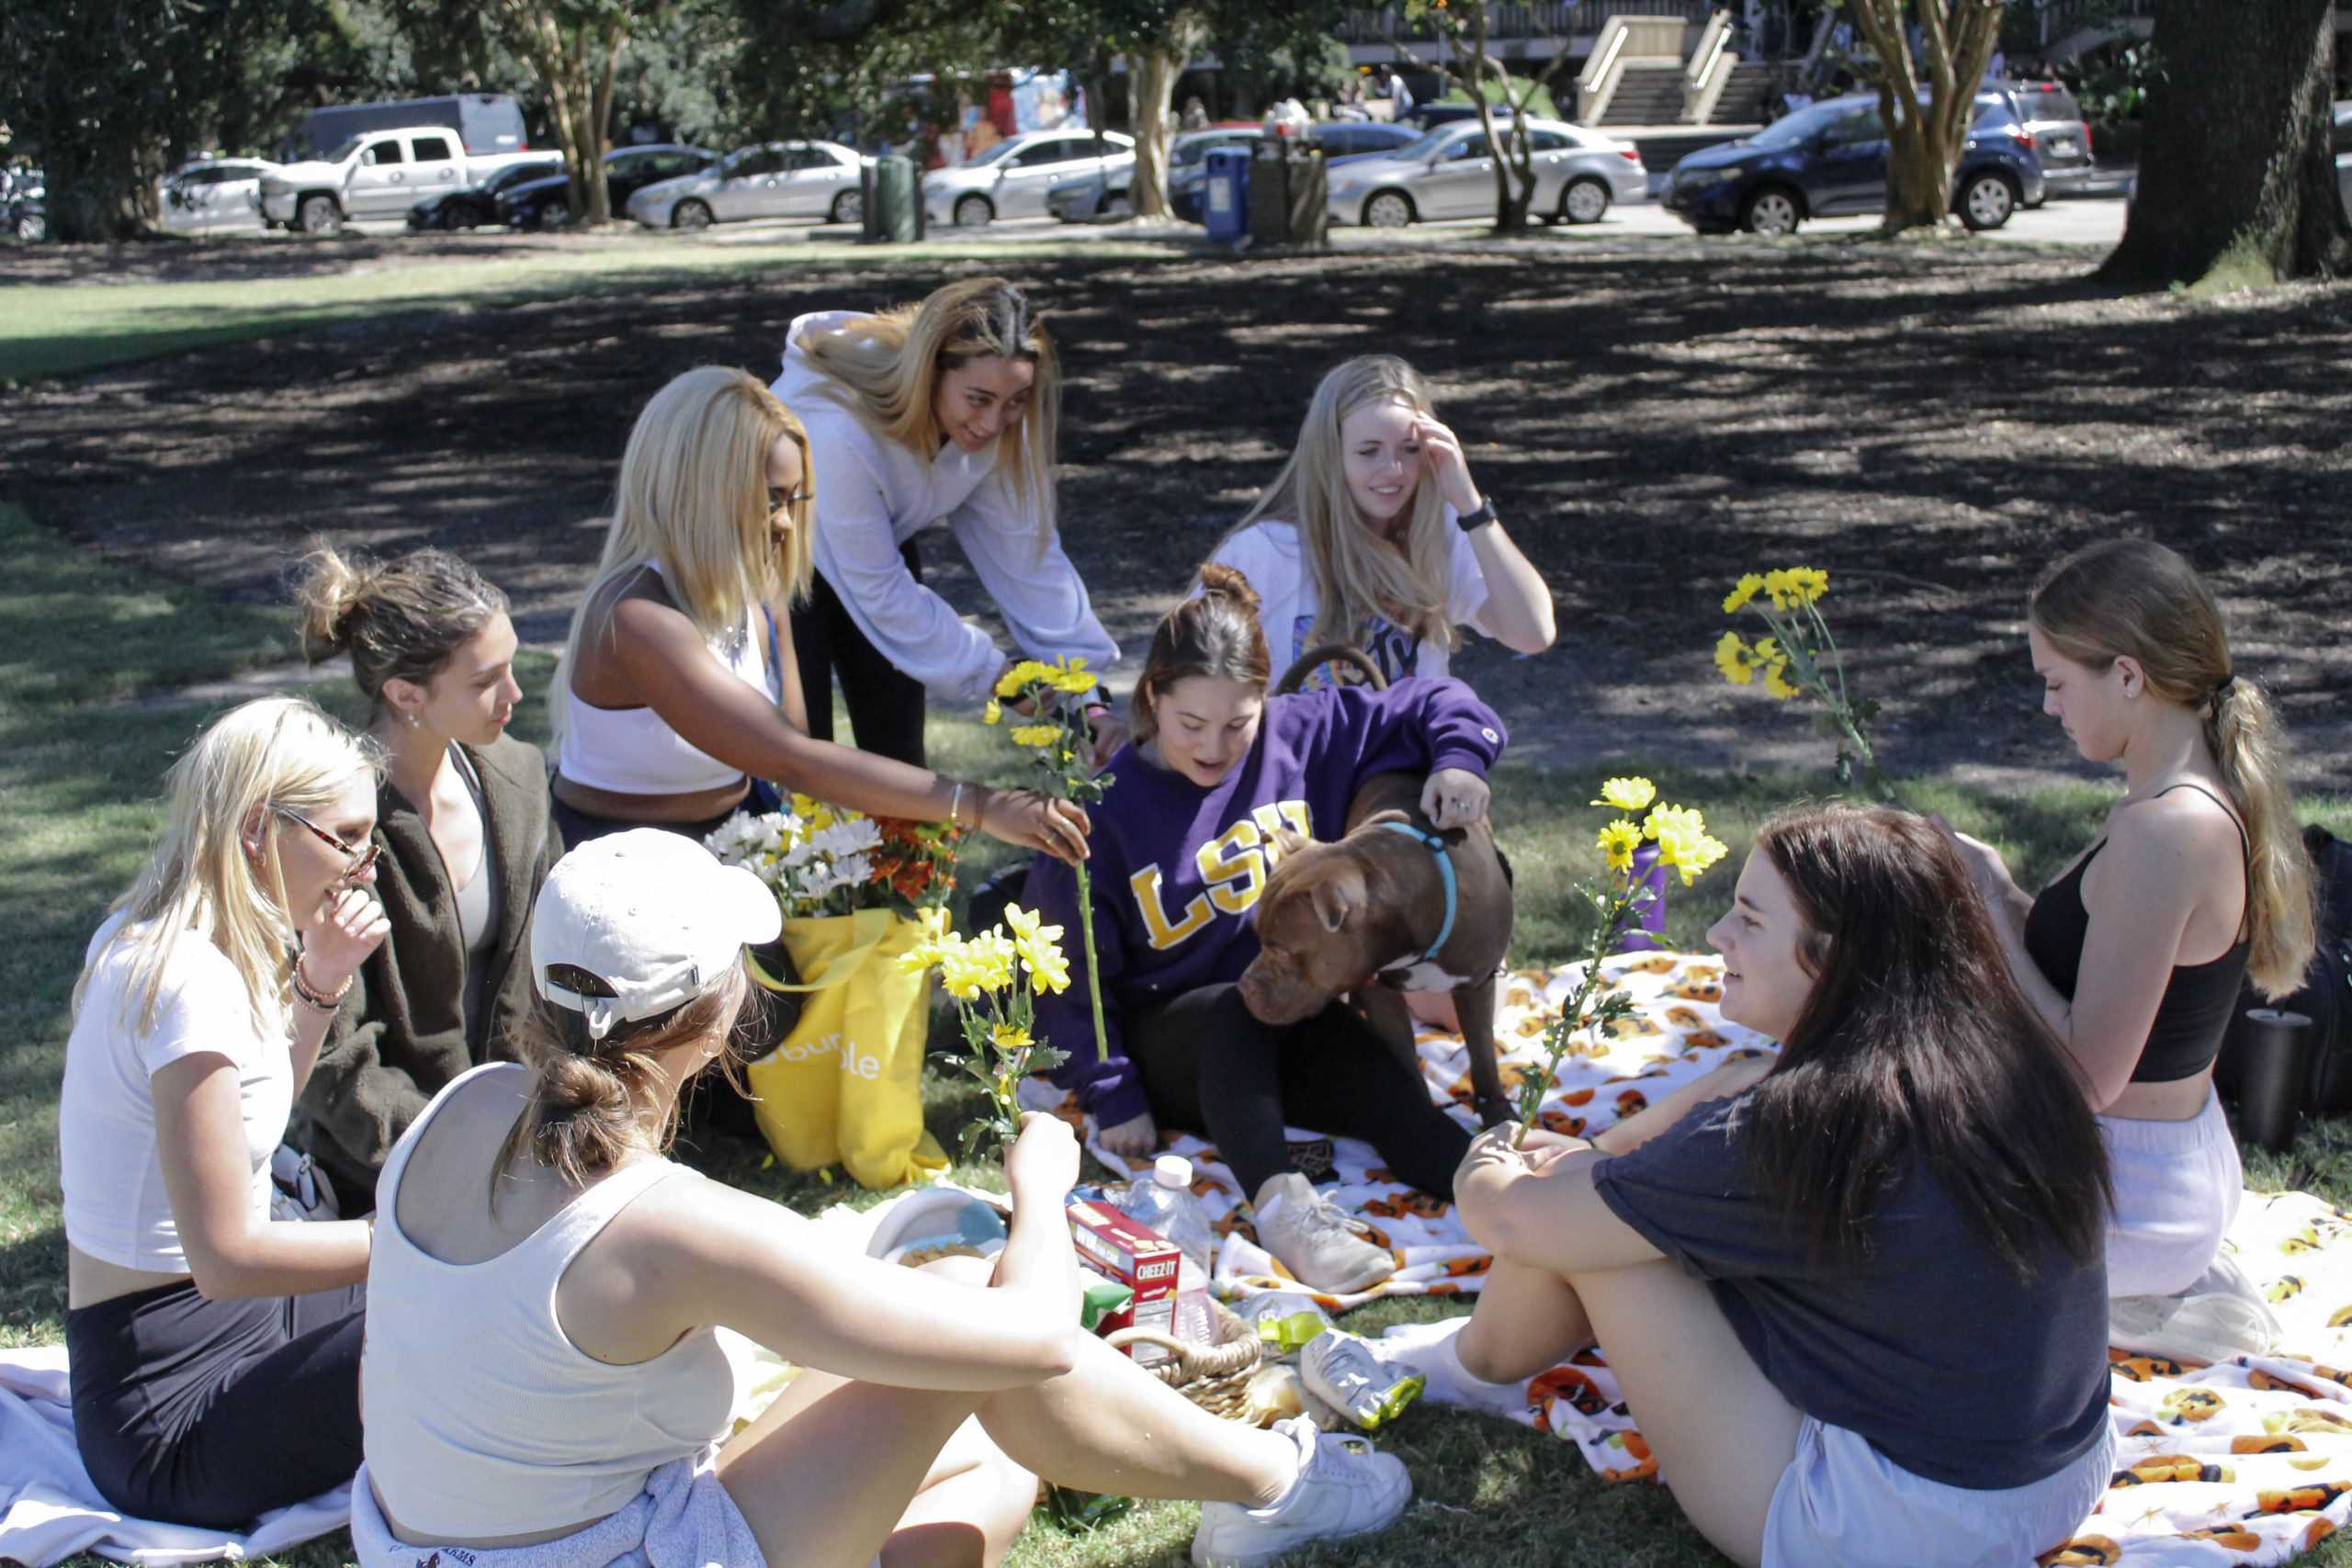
[65,1278,365,1529]
[1125,982,1472,1203]
[792,540,928,767]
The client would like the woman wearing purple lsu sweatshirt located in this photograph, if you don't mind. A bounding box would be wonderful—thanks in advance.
[1023,566,1503,1292]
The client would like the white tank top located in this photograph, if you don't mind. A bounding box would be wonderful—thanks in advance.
[557,561,775,795]
[360,1064,737,1539]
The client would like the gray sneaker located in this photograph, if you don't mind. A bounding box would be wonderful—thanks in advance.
[2109,1254,2280,1365]
[1253,1173,1395,1294]
[1190,1415,1411,1567]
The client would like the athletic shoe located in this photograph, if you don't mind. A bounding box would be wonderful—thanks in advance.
[1252,1173,1395,1294]
[2110,1254,2279,1365]
[862,1187,1007,1266]
[1298,1331,1425,1431]
[1190,1415,1411,1567]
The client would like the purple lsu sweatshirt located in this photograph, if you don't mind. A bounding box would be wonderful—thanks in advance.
[1021,677,1508,1126]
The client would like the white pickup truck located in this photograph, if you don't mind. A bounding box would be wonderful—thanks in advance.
[256,127,539,235]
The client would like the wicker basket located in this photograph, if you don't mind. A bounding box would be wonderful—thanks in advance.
[1105,1298,1264,1420]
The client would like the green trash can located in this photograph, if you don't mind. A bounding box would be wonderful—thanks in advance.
[863,156,924,244]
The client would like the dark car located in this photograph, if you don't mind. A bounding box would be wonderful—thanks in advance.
[1661,91,2044,235]
[497,143,716,231]
[406,155,562,231]
[1166,121,1420,223]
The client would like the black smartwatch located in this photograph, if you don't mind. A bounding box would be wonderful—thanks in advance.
[1455,498,1498,532]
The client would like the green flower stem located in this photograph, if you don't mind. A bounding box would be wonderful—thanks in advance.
[1073,862,1111,1084]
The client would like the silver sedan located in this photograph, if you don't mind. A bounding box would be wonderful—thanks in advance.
[627,141,867,230]
[1326,118,1648,228]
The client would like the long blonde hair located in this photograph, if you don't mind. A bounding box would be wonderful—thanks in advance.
[1223,355,1457,655]
[74,696,380,1040]
[551,367,813,745]
[798,276,1060,551]
[2030,538,2315,997]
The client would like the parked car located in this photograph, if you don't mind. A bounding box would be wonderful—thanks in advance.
[4,168,44,243]
[160,158,278,232]
[1148,122,1422,223]
[2336,101,2352,222]
[1046,126,1270,222]
[1984,78,2094,201]
[258,127,539,235]
[627,141,866,230]
[499,144,715,230]
[1325,118,1646,228]
[294,94,528,163]
[1660,91,2045,235]
[406,154,562,231]
[924,129,1136,227]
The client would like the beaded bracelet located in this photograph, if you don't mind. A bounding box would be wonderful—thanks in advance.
[289,956,351,1013]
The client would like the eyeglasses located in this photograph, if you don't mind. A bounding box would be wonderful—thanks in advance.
[272,807,381,881]
[767,484,812,516]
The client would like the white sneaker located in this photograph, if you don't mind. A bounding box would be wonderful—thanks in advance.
[1190,1415,1412,1567]
[2110,1254,2280,1365]
[1299,1331,1424,1431]
[1253,1173,1395,1294]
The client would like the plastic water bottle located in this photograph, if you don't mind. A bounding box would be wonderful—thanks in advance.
[1118,1156,1218,1347]
[1118,1155,1216,1274]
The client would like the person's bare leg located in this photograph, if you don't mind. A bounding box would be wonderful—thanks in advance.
[1566,1259,1803,1568]
[1453,1258,1595,1384]
[974,1329,1298,1506]
[882,1415,1037,1568]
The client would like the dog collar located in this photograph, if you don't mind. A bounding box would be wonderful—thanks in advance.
[1376,819,1455,962]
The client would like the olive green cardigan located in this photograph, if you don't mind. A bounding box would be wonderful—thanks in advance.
[296,734,560,1210]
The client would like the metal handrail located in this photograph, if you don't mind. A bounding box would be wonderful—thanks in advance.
[1578,17,1632,94]
[1685,8,1731,87]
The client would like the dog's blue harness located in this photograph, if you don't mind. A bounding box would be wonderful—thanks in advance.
[1377,820,1456,962]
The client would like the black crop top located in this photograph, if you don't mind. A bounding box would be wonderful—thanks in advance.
[2020,783,2251,1085]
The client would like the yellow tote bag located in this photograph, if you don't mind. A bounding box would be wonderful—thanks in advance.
[745,907,947,1190]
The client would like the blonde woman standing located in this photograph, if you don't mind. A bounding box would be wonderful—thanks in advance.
[1947,539,2314,1353]
[772,276,1121,769]
[59,696,385,1527]
[290,545,558,1208]
[1207,355,1554,690]
[547,365,1086,863]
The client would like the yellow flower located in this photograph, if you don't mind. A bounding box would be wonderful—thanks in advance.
[983,699,1002,725]
[995,660,1053,699]
[1590,776,1656,813]
[1784,567,1829,605]
[1596,818,1642,874]
[1714,631,1758,687]
[1001,904,1072,993]
[989,1022,1033,1052]
[899,920,959,976]
[937,931,1014,1000]
[789,792,841,832]
[1723,573,1765,615]
[1051,658,1098,695]
[1761,570,1794,610]
[1010,724,1060,750]
[1763,659,1802,702]
[1755,637,1779,661]
[1654,825,1730,886]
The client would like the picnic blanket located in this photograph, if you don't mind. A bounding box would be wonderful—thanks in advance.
[1023,949,2352,1566]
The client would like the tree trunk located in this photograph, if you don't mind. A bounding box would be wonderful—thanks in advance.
[586,20,625,224]
[2101,0,2350,286]
[1847,0,2006,233]
[1130,21,1203,220]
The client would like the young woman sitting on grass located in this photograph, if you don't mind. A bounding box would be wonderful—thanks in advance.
[1341,805,2115,1567]
[1204,353,1555,691]
[290,544,559,1211]
[349,829,1412,1568]
[1946,538,2313,1355]
[546,364,1086,864]
[1023,566,1501,1293]
[59,695,387,1527]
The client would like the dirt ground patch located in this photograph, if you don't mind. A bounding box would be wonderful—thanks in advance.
[5,234,2347,793]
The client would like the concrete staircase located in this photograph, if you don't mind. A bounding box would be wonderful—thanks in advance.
[1712,60,1778,124]
[1598,63,1688,127]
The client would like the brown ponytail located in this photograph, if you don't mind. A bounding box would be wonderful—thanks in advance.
[1136,563,1272,742]
[2030,539,2315,997]
[492,964,755,1200]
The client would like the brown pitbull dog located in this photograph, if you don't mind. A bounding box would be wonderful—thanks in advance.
[1240,769,1514,1127]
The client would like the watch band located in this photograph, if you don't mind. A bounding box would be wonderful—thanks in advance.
[1455,499,1498,531]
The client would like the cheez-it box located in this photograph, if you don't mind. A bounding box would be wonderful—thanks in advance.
[1067,1198,1180,1365]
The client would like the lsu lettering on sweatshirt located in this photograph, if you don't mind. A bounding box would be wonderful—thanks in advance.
[1023,677,1507,1127]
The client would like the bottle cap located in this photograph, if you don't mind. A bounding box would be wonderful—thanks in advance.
[1154,1154,1193,1190]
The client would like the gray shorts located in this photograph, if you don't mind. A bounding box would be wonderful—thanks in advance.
[1762,1415,2115,1568]
[2101,1089,2243,1298]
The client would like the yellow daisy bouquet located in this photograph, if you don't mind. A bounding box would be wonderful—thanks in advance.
[900,903,1074,1163]
[987,655,1114,1090]
[1715,567,1886,797]
[1515,776,1728,1145]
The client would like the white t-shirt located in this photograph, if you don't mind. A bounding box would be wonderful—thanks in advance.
[1207,517,1491,688]
[60,914,287,1272]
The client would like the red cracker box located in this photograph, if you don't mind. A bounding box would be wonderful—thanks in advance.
[1068,1198,1180,1366]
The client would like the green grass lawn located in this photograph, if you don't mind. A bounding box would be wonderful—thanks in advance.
[6,494,2352,1566]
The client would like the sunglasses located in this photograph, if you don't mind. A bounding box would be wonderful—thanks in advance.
[273,807,382,882]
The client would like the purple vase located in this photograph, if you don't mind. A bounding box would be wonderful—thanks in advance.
[1614,843,1668,953]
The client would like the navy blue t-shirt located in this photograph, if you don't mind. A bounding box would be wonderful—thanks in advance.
[1590,1096,2110,1491]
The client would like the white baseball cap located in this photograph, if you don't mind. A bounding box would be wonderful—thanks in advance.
[532,829,783,1040]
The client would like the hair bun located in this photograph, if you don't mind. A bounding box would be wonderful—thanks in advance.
[1196,562,1261,615]
[292,544,372,664]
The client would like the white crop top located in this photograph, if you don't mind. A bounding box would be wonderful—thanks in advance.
[60,914,285,1271]
[362,1064,737,1539]
[556,562,776,795]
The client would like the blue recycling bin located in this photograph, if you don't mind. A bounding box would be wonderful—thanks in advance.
[1203,147,1250,243]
